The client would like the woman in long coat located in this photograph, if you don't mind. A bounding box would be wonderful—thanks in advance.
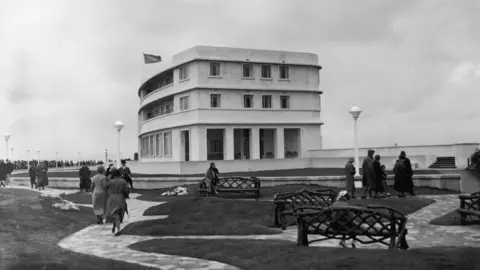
[393,151,415,197]
[344,157,356,198]
[371,155,385,198]
[36,162,48,190]
[91,165,110,224]
[105,168,130,236]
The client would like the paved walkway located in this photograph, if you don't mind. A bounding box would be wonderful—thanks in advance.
[6,185,480,269]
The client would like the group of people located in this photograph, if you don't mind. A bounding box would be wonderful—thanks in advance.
[88,160,133,236]
[27,161,50,189]
[345,150,415,199]
[0,159,15,187]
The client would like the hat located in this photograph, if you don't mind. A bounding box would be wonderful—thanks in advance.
[368,149,375,153]
[348,157,354,162]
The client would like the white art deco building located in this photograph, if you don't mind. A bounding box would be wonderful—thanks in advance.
[138,46,323,162]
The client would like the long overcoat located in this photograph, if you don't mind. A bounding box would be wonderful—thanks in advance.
[105,177,130,223]
[361,156,374,188]
[344,162,356,195]
[92,174,110,216]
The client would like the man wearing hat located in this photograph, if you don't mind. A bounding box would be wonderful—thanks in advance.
[361,149,375,199]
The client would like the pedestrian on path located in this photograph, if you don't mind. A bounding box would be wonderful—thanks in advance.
[105,168,130,236]
[119,160,133,190]
[393,151,415,197]
[204,162,219,196]
[79,164,92,192]
[91,165,110,224]
[0,160,6,187]
[28,162,37,189]
[371,155,385,198]
[36,161,48,190]
[344,157,356,198]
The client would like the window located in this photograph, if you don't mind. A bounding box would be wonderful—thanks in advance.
[155,133,162,157]
[243,94,253,108]
[280,95,290,109]
[179,64,189,81]
[160,106,165,115]
[279,65,289,79]
[210,62,221,77]
[210,140,223,153]
[141,137,146,157]
[210,94,221,108]
[242,64,253,78]
[145,136,150,157]
[163,132,172,157]
[165,104,172,114]
[262,95,272,108]
[179,96,189,111]
[261,65,271,79]
[149,136,154,157]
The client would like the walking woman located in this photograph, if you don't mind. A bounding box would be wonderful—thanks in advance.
[28,162,37,189]
[344,157,356,198]
[393,151,415,197]
[91,165,110,224]
[36,161,49,190]
[105,168,130,236]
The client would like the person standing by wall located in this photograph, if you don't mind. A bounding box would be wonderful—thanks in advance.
[394,151,415,197]
[78,164,92,192]
[119,160,133,190]
[0,160,6,187]
[344,157,356,198]
[361,150,375,199]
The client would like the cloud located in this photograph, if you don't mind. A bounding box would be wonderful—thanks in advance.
[0,0,479,160]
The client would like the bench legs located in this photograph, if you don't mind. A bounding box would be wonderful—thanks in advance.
[297,218,309,246]
[274,207,281,227]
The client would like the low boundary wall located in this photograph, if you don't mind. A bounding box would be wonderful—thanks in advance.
[11,174,461,192]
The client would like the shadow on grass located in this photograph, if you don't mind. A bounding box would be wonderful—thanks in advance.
[0,188,156,270]
[129,239,479,270]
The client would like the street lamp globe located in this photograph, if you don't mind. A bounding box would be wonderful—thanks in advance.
[4,133,11,140]
[113,120,124,131]
[349,106,362,119]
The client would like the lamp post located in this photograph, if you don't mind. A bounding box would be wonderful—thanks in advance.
[113,121,124,168]
[78,151,81,166]
[10,147,14,161]
[104,149,108,164]
[56,150,59,168]
[36,149,40,164]
[349,106,362,178]
[27,148,30,166]
[4,133,11,160]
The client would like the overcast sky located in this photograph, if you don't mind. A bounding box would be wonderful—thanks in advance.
[0,0,479,161]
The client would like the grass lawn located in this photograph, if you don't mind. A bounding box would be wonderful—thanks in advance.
[133,183,459,202]
[129,239,479,270]
[430,210,480,226]
[0,188,155,270]
[120,190,434,236]
[12,167,446,178]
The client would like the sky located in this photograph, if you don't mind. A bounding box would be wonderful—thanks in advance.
[0,0,479,161]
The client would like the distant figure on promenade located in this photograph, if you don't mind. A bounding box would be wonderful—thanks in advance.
[0,160,6,187]
[28,162,37,189]
[106,164,113,180]
[344,157,356,198]
[91,165,110,224]
[106,168,130,236]
[119,160,133,190]
[5,160,14,186]
[204,162,220,195]
[371,155,385,198]
[393,151,415,197]
[361,150,375,199]
[79,164,92,192]
[36,161,49,190]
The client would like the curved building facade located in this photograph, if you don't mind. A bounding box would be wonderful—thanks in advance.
[137,46,323,162]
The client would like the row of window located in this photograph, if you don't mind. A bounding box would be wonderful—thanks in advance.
[145,93,291,120]
[140,132,172,158]
[210,94,290,109]
[177,62,290,82]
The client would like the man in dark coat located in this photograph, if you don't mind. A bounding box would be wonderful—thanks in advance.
[119,160,133,189]
[361,150,375,199]
[393,151,415,197]
[0,160,6,187]
[78,164,92,192]
[28,162,37,189]
[4,160,14,186]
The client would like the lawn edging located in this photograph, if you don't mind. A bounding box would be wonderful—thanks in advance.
[11,174,461,191]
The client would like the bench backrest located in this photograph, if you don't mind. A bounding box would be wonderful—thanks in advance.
[299,205,406,236]
[459,192,480,211]
[274,189,337,211]
[216,176,260,189]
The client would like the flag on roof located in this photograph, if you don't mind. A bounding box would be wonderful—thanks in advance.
[143,53,162,64]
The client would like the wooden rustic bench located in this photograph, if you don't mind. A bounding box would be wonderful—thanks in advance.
[198,176,261,199]
[457,191,480,225]
[273,189,338,230]
[295,204,409,250]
